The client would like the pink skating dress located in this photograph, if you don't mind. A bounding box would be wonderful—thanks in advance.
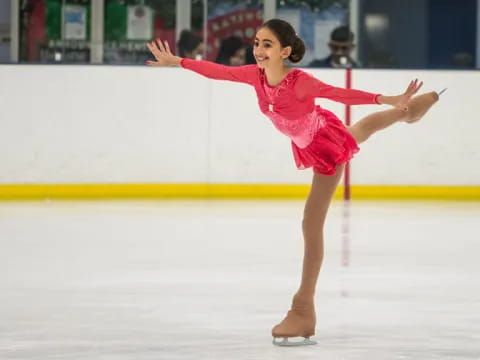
[180,58,381,175]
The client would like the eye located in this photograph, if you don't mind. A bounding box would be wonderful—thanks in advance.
[264,44,271,48]
[254,42,259,47]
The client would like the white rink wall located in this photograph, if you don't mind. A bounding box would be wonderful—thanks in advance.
[0,65,478,185]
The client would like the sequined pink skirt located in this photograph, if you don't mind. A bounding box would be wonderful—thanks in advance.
[291,108,359,175]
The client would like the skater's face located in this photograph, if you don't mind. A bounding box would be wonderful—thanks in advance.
[254,27,291,69]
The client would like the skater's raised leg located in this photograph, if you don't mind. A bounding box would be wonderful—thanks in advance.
[272,164,345,345]
[403,91,439,123]
[348,91,439,144]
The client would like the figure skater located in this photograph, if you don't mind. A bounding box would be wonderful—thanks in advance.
[146,19,441,346]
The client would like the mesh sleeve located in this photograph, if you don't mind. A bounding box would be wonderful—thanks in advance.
[180,58,257,85]
[294,73,380,105]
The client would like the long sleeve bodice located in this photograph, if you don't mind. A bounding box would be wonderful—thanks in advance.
[180,58,380,148]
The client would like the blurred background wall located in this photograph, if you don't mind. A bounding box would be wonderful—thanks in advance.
[0,0,11,62]
[3,0,479,69]
[0,65,477,186]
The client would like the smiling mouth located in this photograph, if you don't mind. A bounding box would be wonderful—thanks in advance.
[255,57,269,62]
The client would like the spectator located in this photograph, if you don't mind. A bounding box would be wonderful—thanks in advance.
[215,35,246,66]
[244,44,257,65]
[309,26,357,68]
[177,30,204,60]
[452,52,474,68]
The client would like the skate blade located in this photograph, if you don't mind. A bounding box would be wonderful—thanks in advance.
[272,336,317,346]
[438,88,447,96]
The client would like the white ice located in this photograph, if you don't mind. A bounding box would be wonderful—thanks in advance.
[1,200,479,360]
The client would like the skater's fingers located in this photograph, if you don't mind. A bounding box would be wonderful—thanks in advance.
[405,80,415,94]
[151,40,161,53]
[407,80,422,95]
[409,79,418,90]
[409,81,423,96]
[146,60,162,66]
[146,43,158,59]
[406,82,412,92]
[164,40,172,55]
[146,42,154,54]
[156,39,166,53]
[147,42,162,60]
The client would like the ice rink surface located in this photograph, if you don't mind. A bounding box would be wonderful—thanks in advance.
[1,200,479,360]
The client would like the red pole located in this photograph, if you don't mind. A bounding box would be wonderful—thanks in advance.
[344,68,352,201]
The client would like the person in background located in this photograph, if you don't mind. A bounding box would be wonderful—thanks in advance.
[244,44,257,65]
[177,30,204,60]
[309,25,357,68]
[215,35,246,66]
[451,52,474,68]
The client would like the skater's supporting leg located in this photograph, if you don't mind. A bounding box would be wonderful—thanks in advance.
[272,90,441,342]
[297,164,345,299]
[348,91,439,144]
[272,164,344,340]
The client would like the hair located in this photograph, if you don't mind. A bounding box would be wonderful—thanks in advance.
[177,30,202,57]
[215,36,245,65]
[244,45,256,65]
[262,19,306,63]
[330,26,354,43]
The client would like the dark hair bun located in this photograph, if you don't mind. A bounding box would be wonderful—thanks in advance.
[263,19,306,64]
[289,35,305,63]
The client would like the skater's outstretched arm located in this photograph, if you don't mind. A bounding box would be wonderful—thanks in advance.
[146,39,257,85]
[295,74,422,110]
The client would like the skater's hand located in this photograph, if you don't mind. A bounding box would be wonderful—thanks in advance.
[393,79,423,111]
[146,39,182,67]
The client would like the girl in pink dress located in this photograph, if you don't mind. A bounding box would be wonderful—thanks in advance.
[146,19,439,346]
